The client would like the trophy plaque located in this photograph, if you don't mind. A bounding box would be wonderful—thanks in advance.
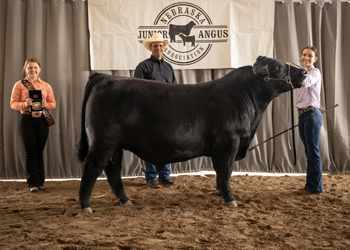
[29,90,43,117]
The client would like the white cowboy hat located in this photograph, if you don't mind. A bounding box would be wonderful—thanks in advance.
[143,33,169,51]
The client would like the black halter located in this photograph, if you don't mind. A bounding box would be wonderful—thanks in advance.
[252,63,294,89]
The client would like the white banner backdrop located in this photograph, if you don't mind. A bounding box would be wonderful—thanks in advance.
[88,0,275,70]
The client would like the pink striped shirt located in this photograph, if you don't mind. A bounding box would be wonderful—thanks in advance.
[10,77,56,111]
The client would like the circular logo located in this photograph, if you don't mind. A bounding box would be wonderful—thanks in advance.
[153,3,213,66]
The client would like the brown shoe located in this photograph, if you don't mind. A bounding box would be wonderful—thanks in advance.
[147,179,161,188]
[297,188,321,195]
[159,178,176,185]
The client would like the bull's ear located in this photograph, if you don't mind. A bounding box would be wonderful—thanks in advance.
[253,64,269,77]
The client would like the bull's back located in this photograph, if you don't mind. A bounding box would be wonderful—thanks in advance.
[88,78,224,124]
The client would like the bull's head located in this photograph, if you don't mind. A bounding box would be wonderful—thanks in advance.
[253,56,307,91]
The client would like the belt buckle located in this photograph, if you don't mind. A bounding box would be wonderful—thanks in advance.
[31,111,42,118]
[299,106,314,115]
[306,106,314,113]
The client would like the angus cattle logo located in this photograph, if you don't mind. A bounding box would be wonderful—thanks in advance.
[137,2,229,66]
[169,21,196,44]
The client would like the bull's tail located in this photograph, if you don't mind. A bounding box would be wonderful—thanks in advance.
[77,73,100,162]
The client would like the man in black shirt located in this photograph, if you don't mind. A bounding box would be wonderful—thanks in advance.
[134,33,177,188]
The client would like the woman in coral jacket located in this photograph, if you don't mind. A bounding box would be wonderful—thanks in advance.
[10,58,56,192]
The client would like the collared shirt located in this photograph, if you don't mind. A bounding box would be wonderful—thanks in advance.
[10,76,56,111]
[295,66,321,109]
[134,55,177,84]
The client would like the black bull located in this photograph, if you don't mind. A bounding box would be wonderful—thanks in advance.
[77,56,307,212]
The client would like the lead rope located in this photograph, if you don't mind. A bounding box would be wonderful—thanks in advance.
[287,91,291,150]
[290,88,297,166]
[286,79,297,165]
[285,65,297,165]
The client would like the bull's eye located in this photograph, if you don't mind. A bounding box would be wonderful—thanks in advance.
[273,66,281,73]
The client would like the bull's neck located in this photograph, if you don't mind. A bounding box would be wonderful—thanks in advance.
[224,66,275,116]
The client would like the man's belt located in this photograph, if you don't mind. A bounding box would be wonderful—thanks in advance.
[298,106,317,115]
[20,111,42,118]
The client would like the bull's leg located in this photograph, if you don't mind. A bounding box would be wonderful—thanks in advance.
[212,149,238,207]
[216,174,222,196]
[78,152,107,212]
[79,140,118,213]
[105,153,132,206]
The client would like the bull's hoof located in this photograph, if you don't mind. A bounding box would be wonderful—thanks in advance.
[225,200,238,207]
[81,207,93,213]
[119,200,133,206]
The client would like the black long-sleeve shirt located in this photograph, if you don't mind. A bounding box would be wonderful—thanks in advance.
[134,56,177,84]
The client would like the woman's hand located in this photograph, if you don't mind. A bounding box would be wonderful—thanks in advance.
[25,98,33,107]
[41,100,47,108]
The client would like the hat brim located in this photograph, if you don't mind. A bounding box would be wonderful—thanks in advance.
[143,40,169,51]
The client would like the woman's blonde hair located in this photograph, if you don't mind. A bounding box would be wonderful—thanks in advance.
[22,58,41,77]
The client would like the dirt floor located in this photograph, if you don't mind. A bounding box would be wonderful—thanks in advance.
[1,173,350,249]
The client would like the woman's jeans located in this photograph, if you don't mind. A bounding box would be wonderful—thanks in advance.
[298,108,323,193]
[144,161,171,183]
[18,114,49,189]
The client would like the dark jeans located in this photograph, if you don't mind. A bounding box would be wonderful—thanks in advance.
[18,114,49,189]
[298,108,323,193]
[144,161,171,183]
